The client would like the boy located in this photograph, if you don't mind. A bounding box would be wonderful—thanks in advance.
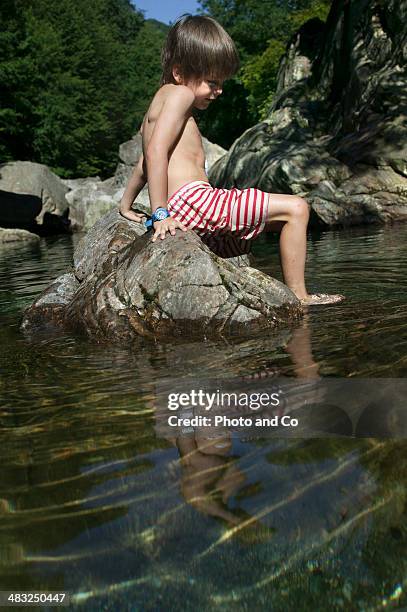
[119,14,344,305]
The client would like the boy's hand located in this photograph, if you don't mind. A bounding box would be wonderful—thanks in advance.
[119,208,146,224]
[152,217,188,242]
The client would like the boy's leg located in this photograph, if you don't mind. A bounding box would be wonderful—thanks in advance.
[264,193,344,304]
[265,193,310,300]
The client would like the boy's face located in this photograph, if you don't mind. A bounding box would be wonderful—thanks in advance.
[172,68,224,109]
[189,77,224,109]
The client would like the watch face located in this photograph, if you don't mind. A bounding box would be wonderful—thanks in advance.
[155,209,168,221]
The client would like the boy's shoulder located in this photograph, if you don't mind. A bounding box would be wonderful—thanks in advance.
[160,83,195,105]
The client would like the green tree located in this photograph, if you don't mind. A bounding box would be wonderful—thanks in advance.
[130,20,169,124]
[240,39,286,118]
[0,0,167,177]
[0,0,37,162]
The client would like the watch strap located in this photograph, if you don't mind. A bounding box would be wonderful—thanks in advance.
[144,207,171,230]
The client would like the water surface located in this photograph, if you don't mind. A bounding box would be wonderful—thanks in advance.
[0,225,406,610]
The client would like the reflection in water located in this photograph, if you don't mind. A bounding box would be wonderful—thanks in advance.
[0,226,407,609]
[175,433,275,544]
[286,314,320,379]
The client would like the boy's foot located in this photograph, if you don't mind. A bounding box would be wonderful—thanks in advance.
[300,293,345,306]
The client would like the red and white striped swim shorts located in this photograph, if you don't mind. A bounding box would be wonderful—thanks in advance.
[167,180,270,242]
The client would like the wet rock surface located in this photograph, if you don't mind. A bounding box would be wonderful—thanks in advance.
[21,210,302,342]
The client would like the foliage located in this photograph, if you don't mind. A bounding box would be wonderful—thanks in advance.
[0,0,167,177]
[289,0,331,31]
[240,40,286,119]
[198,0,290,59]
[0,0,332,175]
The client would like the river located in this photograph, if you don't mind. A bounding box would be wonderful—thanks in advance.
[0,224,406,610]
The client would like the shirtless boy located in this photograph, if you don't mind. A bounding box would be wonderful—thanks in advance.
[119,14,344,306]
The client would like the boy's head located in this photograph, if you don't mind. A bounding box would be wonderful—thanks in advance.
[160,14,239,91]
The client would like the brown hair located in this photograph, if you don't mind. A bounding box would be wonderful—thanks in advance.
[160,14,240,86]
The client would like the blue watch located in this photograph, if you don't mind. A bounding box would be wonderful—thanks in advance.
[144,207,171,229]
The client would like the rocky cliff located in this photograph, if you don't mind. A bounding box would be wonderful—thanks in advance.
[210,0,407,227]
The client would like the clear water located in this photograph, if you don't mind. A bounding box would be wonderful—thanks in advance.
[0,225,406,610]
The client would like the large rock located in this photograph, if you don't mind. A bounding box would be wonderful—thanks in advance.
[64,134,227,232]
[0,228,40,244]
[210,0,407,226]
[62,176,101,190]
[0,161,70,232]
[21,210,302,342]
[65,180,124,231]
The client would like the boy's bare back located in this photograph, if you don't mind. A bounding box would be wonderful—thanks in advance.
[141,84,209,200]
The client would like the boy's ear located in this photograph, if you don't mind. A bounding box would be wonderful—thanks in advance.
[172,65,183,84]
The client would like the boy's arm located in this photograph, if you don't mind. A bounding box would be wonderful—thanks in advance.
[119,151,147,223]
[146,85,195,214]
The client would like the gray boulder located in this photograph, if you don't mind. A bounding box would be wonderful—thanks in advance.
[0,161,69,231]
[21,210,301,342]
[62,176,101,190]
[0,228,40,244]
[65,180,124,231]
[210,0,407,226]
[118,134,144,166]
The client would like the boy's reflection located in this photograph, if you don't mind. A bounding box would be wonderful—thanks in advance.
[166,315,321,538]
[241,314,320,381]
[173,433,275,543]
[176,434,243,525]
